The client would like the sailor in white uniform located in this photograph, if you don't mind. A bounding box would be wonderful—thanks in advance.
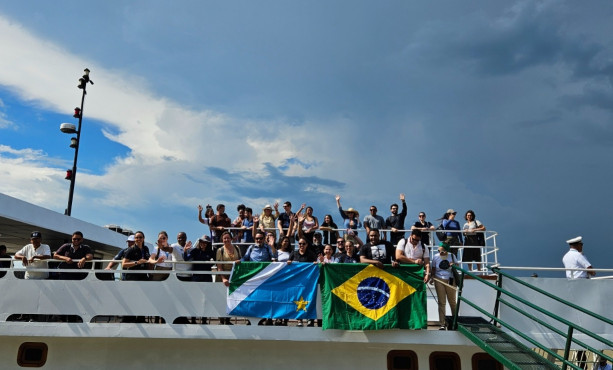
[562,236,595,279]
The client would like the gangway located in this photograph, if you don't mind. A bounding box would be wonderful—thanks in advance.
[451,267,613,370]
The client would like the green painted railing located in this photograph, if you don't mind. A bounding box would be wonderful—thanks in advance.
[452,266,613,370]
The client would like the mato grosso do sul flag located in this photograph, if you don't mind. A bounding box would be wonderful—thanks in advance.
[227,262,319,319]
[320,264,427,330]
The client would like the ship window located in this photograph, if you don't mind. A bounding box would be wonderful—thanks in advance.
[17,342,48,367]
[472,353,502,370]
[387,350,418,370]
[429,351,460,370]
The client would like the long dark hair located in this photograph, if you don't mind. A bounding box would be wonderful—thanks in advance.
[464,210,476,220]
[322,214,336,226]
[437,213,450,221]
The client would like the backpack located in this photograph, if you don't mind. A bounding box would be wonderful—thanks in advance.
[436,223,447,242]
[403,237,426,259]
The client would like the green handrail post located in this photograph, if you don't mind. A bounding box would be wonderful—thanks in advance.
[562,326,574,370]
[492,269,503,327]
[451,266,464,330]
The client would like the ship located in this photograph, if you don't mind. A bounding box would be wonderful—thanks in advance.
[0,191,611,370]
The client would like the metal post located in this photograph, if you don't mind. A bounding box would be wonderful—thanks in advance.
[65,69,91,216]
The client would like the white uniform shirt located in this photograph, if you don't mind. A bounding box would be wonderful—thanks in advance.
[15,243,51,279]
[562,248,592,279]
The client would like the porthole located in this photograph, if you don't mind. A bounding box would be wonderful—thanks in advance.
[429,351,460,370]
[471,352,503,370]
[387,350,418,370]
[17,342,47,367]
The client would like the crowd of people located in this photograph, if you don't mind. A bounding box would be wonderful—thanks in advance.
[6,195,491,327]
[5,197,603,333]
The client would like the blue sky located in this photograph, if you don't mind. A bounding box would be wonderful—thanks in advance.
[1,1,612,276]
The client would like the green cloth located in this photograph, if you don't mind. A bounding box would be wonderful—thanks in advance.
[320,264,427,330]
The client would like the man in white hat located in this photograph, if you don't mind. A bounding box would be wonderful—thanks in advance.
[562,236,595,279]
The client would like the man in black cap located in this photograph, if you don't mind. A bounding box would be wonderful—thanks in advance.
[14,231,51,279]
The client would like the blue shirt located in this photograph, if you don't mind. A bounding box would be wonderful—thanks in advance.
[443,219,463,244]
[242,244,277,262]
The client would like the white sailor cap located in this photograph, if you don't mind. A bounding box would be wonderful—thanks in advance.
[566,236,582,245]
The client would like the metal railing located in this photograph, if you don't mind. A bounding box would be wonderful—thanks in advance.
[452,265,613,370]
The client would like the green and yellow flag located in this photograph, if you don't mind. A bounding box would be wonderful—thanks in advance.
[321,264,427,330]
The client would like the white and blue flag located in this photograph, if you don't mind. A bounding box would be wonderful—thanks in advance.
[227,262,319,319]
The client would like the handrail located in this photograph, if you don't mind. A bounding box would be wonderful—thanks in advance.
[457,292,582,370]
[453,265,613,369]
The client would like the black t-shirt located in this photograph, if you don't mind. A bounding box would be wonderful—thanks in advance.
[55,243,93,269]
[412,221,433,245]
[360,241,395,264]
[186,248,215,271]
[337,254,360,263]
[124,245,151,281]
[289,250,317,263]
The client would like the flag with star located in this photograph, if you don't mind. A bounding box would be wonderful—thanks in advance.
[320,264,427,330]
[227,262,319,319]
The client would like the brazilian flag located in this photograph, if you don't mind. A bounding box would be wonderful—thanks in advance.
[321,264,427,330]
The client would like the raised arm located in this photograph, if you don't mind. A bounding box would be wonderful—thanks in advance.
[252,214,260,240]
[197,204,209,225]
[336,195,347,219]
[399,194,407,217]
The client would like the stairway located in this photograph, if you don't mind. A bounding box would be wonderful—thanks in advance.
[456,317,560,370]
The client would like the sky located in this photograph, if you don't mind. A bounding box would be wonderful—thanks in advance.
[1,1,612,277]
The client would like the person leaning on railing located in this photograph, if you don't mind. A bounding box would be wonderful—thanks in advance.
[319,214,339,246]
[411,211,435,246]
[462,210,486,272]
[439,209,463,256]
[396,229,431,283]
[122,231,151,281]
[53,231,93,280]
[14,231,51,280]
[563,236,595,279]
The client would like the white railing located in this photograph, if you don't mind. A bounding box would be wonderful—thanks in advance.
[0,229,498,280]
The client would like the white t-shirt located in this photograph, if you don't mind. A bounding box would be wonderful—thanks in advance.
[170,243,190,276]
[16,243,51,279]
[462,220,483,235]
[396,238,430,261]
[277,250,291,262]
[431,252,457,280]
